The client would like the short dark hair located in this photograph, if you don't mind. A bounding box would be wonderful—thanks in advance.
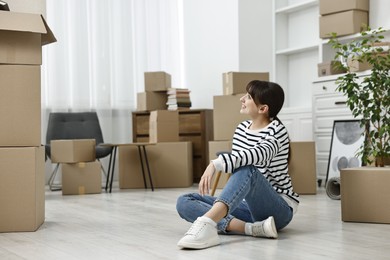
[246,80,285,119]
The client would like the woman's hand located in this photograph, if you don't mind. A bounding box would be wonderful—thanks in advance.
[199,162,216,196]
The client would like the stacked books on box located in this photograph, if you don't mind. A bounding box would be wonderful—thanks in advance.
[166,88,192,110]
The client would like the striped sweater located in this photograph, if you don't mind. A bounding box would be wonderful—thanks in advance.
[212,119,299,212]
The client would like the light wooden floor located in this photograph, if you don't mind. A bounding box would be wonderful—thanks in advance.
[1,183,390,260]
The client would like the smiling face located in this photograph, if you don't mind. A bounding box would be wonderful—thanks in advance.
[239,93,269,119]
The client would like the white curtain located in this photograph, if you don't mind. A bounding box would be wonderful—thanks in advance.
[42,0,183,144]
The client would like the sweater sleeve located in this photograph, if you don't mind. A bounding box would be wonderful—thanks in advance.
[219,135,280,173]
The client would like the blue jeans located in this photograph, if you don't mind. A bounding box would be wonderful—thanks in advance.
[176,165,293,232]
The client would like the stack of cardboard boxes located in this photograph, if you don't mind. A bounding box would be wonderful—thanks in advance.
[319,0,369,39]
[0,12,56,232]
[120,73,193,188]
[50,139,102,195]
[137,71,171,111]
[209,72,269,189]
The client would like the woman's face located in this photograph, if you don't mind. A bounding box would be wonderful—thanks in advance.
[239,93,258,116]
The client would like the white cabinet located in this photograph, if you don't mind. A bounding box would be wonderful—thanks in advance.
[312,76,358,183]
[272,0,319,108]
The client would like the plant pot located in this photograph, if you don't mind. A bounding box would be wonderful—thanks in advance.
[341,167,390,224]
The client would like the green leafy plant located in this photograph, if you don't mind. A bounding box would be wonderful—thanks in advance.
[328,27,390,167]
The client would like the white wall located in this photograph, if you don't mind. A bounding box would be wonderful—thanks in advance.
[370,0,390,29]
[182,0,239,109]
[238,0,272,73]
[182,0,273,109]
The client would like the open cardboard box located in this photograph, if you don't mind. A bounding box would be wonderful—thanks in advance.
[0,11,56,65]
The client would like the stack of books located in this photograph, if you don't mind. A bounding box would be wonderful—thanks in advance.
[166,88,192,110]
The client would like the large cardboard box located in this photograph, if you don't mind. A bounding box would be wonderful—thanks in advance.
[208,140,232,189]
[149,110,179,143]
[0,11,56,65]
[62,161,102,195]
[341,167,390,224]
[119,142,193,188]
[137,91,167,111]
[51,139,96,163]
[320,10,368,38]
[289,142,317,195]
[0,146,45,232]
[319,0,369,15]
[213,94,250,141]
[207,141,317,194]
[144,71,171,92]
[0,65,41,146]
[222,72,269,95]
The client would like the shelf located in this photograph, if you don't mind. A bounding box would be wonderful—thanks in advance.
[276,44,318,55]
[275,0,318,14]
[321,27,390,44]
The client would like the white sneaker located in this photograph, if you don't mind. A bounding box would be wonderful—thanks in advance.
[177,217,220,249]
[251,216,278,239]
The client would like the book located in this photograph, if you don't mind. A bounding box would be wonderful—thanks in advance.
[166,88,192,110]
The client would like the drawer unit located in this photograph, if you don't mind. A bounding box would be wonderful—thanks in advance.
[312,78,355,183]
[132,109,213,182]
[179,113,202,133]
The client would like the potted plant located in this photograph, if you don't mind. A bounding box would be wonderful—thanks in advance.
[328,28,390,223]
[328,27,390,167]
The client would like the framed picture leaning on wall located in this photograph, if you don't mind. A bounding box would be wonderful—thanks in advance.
[325,119,367,185]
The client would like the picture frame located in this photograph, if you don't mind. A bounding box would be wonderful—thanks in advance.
[325,119,367,185]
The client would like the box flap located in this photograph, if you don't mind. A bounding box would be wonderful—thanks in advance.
[0,11,56,45]
[40,15,57,45]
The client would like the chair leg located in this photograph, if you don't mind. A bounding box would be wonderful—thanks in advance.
[210,172,231,196]
[48,163,62,191]
[210,171,222,196]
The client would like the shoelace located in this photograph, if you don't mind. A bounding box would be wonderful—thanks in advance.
[185,220,206,236]
[252,223,267,236]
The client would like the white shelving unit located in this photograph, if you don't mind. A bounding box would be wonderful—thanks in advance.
[314,29,390,184]
[273,0,390,184]
[272,0,319,108]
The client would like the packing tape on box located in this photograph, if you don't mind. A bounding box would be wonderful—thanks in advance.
[326,177,341,200]
[78,162,86,168]
[78,186,86,195]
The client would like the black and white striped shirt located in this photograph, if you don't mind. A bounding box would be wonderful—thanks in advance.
[212,119,299,212]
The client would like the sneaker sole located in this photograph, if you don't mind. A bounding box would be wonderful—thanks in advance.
[177,237,220,249]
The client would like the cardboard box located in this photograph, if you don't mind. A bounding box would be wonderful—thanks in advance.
[119,142,193,188]
[213,94,250,141]
[222,72,269,95]
[320,10,368,38]
[149,110,179,143]
[144,71,171,92]
[208,140,232,189]
[317,61,347,77]
[341,167,390,224]
[62,161,102,195]
[289,142,317,195]
[50,139,96,163]
[207,141,317,194]
[0,146,45,232]
[137,91,167,111]
[0,11,56,65]
[347,57,372,72]
[319,0,369,15]
[0,65,41,146]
